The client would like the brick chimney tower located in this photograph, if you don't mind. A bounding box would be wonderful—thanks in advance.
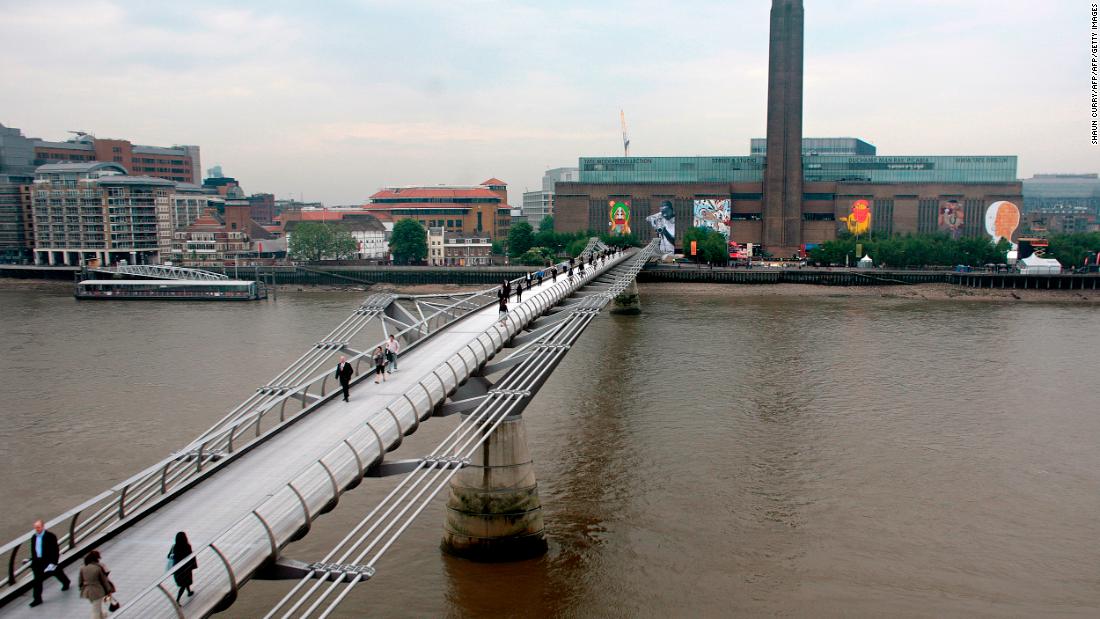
[762,0,805,256]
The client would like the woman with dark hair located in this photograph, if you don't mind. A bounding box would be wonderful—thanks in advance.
[79,550,112,618]
[167,532,196,602]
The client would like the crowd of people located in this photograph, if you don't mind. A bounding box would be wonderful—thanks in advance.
[498,246,623,326]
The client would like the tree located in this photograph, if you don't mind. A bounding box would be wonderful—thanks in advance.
[539,216,555,233]
[389,219,427,265]
[1046,232,1100,267]
[507,222,535,259]
[289,222,358,262]
[598,231,641,249]
[491,240,505,256]
[682,227,726,263]
[517,247,554,266]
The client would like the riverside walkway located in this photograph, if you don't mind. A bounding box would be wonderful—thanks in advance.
[0,241,652,618]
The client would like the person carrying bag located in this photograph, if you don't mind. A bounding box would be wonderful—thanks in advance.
[79,549,118,617]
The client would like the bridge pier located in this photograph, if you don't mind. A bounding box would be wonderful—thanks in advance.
[441,413,547,561]
[609,279,641,315]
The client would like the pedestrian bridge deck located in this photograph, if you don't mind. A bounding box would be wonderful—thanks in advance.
[0,248,634,618]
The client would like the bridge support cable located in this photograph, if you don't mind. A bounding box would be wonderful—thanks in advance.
[263,242,656,619]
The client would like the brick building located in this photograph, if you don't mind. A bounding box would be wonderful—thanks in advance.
[33,132,200,184]
[365,178,512,241]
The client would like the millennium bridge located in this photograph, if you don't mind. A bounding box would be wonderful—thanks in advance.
[0,239,656,618]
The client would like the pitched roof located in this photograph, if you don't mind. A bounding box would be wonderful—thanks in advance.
[480,178,506,186]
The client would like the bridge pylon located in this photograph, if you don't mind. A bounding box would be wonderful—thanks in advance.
[440,412,547,561]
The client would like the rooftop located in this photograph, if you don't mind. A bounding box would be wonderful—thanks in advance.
[370,187,502,201]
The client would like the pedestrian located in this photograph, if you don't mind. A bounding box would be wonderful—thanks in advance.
[28,519,70,608]
[551,265,558,282]
[500,278,510,299]
[526,272,532,291]
[385,334,400,373]
[78,550,113,619]
[372,346,386,383]
[569,256,575,269]
[497,295,509,326]
[537,269,544,286]
[335,355,354,402]
[567,265,574,282]
[167,532,196,603]
[515,282,522,302]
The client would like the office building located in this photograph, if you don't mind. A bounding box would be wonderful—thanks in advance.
[521,167,579,223]
[1022,174,1100,215]
[32,131,200,183]
[0,124,36,262]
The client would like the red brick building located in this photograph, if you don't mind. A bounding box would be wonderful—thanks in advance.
[33,132,200,184]
[364,179,512,241]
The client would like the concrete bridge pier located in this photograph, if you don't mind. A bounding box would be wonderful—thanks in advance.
[610,279,641,314]
[441,413,547,561]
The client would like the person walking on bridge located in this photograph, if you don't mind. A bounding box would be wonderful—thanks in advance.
[497,295,509,326]
[167,532,196,603]
[372,346,387,383]
[551,265,558,282]
[385,334,400,373]
[515,280,523,303]
[335,356,354,402]
[78,550,112,618]
[28,519,70,608]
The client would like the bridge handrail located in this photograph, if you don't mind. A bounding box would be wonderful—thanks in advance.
[113,241,632,618]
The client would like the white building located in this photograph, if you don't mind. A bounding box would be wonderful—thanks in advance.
[521,166,579,224]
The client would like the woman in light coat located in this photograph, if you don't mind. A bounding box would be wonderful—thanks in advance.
[78,550,112,619]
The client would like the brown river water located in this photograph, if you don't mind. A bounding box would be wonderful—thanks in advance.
[0,284,1098,617]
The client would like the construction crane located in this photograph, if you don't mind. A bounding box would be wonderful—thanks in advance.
[620,109,630,157]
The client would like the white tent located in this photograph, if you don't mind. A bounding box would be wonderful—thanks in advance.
[1018,254,1062,275]
[857,254,873,269]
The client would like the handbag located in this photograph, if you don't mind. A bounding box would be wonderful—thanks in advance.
[106,595,120,612]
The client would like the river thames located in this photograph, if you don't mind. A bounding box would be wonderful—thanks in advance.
[1,285,1098,617]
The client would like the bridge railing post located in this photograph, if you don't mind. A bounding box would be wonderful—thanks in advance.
[67,511,82,549]
[118,484,129,519]
[196,440,208,473]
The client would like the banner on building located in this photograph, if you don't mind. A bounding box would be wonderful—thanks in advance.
[692,199,731,239]
[840,199,872,235]
[938,199,965,239]
[646,199,676,255]
[984,201,1020,244]
[608,200,631,235]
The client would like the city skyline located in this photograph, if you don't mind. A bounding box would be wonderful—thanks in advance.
[1,0,1093,205]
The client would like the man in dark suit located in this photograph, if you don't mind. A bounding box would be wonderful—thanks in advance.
[335,356,354,402]
[28,519,70,608]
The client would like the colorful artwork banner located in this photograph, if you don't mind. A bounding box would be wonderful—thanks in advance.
[608,200,631,235]
[692,199,731,239]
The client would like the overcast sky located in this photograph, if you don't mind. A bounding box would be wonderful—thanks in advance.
[1,0,1095,204]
